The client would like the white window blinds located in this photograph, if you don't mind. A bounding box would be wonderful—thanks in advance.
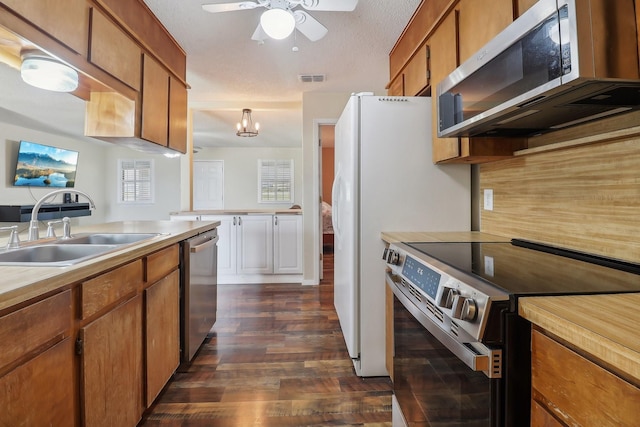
[118,159,154,203]
[258,159,294,203]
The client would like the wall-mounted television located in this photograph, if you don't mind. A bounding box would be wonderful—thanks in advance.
[13,140,79,188]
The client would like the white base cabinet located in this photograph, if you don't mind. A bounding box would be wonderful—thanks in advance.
[273,214,303,274]
[173,214,302,284]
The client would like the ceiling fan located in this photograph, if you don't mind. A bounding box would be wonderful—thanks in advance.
[201,0,358,42]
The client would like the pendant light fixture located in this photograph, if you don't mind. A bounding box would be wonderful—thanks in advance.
[20,49,79,92]
[236,109,260,137]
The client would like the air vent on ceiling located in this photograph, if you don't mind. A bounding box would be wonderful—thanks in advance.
[298,74,325,83]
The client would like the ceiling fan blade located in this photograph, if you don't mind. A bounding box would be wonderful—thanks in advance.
[297,0,358,12]
[202,1,259,13]
[251,23,267,43]
[294,10,328,41]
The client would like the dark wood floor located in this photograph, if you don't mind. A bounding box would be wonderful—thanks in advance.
[139,253,392,426]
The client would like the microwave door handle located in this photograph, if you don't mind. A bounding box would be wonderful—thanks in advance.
[190,235,220,253]
[386,272,501,379]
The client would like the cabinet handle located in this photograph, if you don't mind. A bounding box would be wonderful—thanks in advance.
[238,216,242,226]
[233,216,236,226]
[275,216,278,226]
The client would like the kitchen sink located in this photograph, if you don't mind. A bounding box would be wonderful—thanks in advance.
[56,233,162,246]
[0,244,120,267]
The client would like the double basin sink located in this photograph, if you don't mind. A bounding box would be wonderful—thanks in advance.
[0,233,162,267]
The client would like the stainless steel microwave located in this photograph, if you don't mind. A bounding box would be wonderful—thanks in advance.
[437,0,640,138]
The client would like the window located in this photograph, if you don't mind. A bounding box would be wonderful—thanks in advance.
[118,159,154,203]
[258,159,294,203]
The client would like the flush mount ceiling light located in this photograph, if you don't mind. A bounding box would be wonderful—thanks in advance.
[236,108,260,137]
[20,50,79,92]
[260,7,296,40]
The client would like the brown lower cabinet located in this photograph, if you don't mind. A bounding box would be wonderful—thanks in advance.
[0,338,75,426]
[80,295,144,426]
[531,328,640,426]
[0,242,181,427]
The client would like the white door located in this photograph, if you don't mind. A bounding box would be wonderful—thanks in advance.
[273,214,303,274]
[332,95,359,360]
[237,215,273,275]
[193,160,224,210]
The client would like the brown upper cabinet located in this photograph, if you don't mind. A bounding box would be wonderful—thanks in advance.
[0,0,187,155]
[88,7,141,91]
[389,0,527,163]
[0,0,89,56]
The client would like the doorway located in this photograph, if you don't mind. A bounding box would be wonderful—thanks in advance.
[319,124,335,280]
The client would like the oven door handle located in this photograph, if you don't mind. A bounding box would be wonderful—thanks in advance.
[386,272,502,379]
[190,235,219,253]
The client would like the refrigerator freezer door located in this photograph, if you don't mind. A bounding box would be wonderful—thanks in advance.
[333,95,360,361]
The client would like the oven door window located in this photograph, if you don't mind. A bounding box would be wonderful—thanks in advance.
[393,295,501,426]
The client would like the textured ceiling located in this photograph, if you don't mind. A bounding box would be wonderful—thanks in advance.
[0,1,420,149]
[144,0,421,147]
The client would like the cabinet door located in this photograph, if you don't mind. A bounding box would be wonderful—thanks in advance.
[145,270,180,406]
[237,215,273,275]
[169,76,188,153]
[202,215,236,276]
[89,7,141,90]
[1,0,89,56]
[403,44,429,96]
[0,338,75,427]
[388,74,404,96]
[80,295,144,427]
[429,12,460,162]
[457,0,513,64]
[141,54,169,146]
[273,215,302,274]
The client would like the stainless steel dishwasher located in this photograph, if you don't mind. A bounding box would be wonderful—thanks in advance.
[181,228,218,362]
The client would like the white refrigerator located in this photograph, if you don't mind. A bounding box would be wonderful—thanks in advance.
[331,93,471,377]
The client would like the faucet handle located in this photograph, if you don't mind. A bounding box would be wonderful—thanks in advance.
[0,225,20,250]
[47,217,72,239]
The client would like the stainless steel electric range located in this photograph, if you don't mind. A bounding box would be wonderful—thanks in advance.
[384,239,640,427]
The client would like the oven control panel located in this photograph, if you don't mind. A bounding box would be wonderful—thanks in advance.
[384,243,509,342]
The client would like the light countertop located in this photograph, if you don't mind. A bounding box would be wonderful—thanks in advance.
[0,220,218,311]
[171,209,302,215]
[381,231,509,243]
[520,294,640,385]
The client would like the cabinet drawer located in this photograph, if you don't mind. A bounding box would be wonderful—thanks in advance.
[0,290,71,371]
[531,329,640,426]
[81,260,143,319]
[146,244,180,285]
[89,7,141,90]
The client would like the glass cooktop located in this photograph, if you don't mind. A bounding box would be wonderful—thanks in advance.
[404,240,640,296]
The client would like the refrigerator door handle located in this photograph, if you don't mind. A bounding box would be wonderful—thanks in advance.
[331,167,341,240]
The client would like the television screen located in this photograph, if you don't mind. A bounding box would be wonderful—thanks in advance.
[13,141,79,188]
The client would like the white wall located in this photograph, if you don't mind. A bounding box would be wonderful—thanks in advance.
[0,122,184,239]
[193,146,303,210]
[301,92,352,285]
[0,123,108,232]
[103,146,182,221]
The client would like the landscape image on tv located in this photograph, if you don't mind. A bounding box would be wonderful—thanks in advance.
[14,141,79,188]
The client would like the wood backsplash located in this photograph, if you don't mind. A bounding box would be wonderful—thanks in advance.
[480,138,640,263]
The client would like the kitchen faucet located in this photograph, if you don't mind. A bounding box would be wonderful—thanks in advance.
[0,225,20,249]
[29,189,96,241]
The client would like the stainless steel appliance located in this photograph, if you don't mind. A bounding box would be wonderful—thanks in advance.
[384,240,640,426]
[181,229,218,362]
[437,0,640,138]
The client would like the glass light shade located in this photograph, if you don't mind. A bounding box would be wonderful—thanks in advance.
[260,8,296,40]
[21,56,79,92]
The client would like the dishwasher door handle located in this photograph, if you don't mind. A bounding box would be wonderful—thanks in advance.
[190,235,219,253]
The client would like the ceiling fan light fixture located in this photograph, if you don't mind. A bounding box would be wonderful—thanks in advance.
[20,50,78,92]
[260,8,295,40]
